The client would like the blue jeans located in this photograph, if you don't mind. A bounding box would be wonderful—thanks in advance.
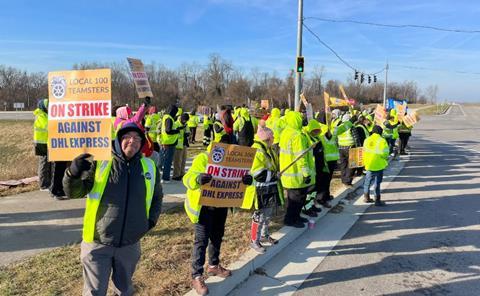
[160,145,176,181]
[363,170,383,197]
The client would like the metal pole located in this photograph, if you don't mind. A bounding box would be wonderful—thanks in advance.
[294,0,303,111]
[383,62,389,107]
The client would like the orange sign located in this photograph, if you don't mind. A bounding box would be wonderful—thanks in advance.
[348,147,364,168]
[127,57,154,98]
[200,143,256,207]
[48,69,112,161]
[261,100,269,109]
[374,104,387,125]
[403,111,419,127]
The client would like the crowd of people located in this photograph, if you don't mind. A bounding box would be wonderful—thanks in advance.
[32,98,413,296]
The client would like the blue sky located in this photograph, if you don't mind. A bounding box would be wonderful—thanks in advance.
[0,0,479,102]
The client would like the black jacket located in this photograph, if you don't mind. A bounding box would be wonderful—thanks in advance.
[63,142,163,247]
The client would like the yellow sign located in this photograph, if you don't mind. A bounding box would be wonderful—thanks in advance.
[396,103,407,121]
[348,147,364,168]
[127,57,154,98]
[374,104,387,125]
[329,97,349,107]
[323,91,331,112]
[48,69,112,161]
[200,143,256,207]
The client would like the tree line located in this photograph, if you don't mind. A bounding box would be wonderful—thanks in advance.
[0,54,434,111]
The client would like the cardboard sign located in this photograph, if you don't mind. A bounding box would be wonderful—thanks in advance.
[396,103,407,121]
[329,97,349,107]
[348,147,364,168]
[48,69,112,161]
[323,91,331,113]
[261,100,269,109]
[127,57,154,98]
[403,111,419,127]
[374,104,387,126]
[200,143,256,207]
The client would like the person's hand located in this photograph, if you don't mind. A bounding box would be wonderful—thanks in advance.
[349,115,358,123]
[69,153,93,177]
[144,96,152,106]
[197,173,213,185]
[303,175,311,185]
[242,174,253,185]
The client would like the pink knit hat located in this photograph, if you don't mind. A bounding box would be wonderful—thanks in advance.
[257,125,274,141]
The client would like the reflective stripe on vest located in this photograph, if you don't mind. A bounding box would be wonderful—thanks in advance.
[82,158,156,243]
[213,121,226,142]
[33,112,48,144]
[321,136,340,162]
[338,129,354,146]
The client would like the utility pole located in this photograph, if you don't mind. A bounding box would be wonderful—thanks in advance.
[383,62,389,107]
[294,0,304,111]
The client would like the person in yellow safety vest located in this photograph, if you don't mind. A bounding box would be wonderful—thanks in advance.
[397,113,413,155]
[266,107,286,153]
[241,124,284,254]
[63,122,163,295]
[315,111,354,208]
[233,107,254,146]
[279,111,313,228]
[183,134,253,296]
[382,109,400,155]
[172,113,190,181]
[301,119,322,218]
[160,105,181,183]
[337,113,359,186]
[144,106,161,152]
[363,125,390,206]
[250,115,259,135]
[187,110,199,144]
[33,98,51,191]
[365,114,375,132]
[233,106,241,121]
[203,112,213,147]
[212,113,226,143]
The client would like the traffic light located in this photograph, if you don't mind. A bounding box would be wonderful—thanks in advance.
[374,75,377,83]
[368,75,371,84]
[360,73,364,83]
[296,56,304,73]
[354,70,359,80]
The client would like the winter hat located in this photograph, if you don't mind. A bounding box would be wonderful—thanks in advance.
[372,125,383,135]
[116,122,146,147]
[257,125,274,142]
[342,113,351,122]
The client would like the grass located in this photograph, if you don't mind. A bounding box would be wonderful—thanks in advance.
[0,120,36,181]
[416,104,450,116]
[0,205,286,296]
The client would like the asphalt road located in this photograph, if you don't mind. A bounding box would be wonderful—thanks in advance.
[295,104,480,296]
[0,111,34,120]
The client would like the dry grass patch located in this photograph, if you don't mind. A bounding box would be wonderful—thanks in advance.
[0,120,36,181]
[0,205,285,296]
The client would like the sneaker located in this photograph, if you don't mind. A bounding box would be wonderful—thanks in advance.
[161,179,171,184]
[375,200,386,206]
[250,241,266,254]
[319,200,332,208]
[39,188,49,192]
[171,176,182,181]
[191,276,209,296]
[298,216,309,223]
[207,264,231,278]
[312,205,322,213]
[302,208,318,217]
[260,236,279,245]
[284,220,305,228]
[52,195,68,201]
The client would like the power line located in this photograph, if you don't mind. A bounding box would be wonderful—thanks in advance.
[395,65,480,75]
[304,17,480,34]
[302,23,385,76]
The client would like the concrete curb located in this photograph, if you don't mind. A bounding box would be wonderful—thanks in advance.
[185,174,367,296]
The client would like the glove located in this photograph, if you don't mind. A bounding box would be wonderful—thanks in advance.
[69,153,93,178]
[242,174,253,185]
[197,173,213,185]
[144,96,152,106]
[349,115,358,123]
[303,175,311,185]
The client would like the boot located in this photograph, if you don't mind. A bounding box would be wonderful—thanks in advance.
[260,235,279,245]
[250,241,266,254]
[374,195,385,206]
[363,193,374,203]
[192,276,209,295]
[319,200,332,208]
[302,207,318,217]
[207,265,231,278]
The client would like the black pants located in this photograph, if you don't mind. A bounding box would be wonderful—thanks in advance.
[339,147,354,184]
[38,155,52,189]
[191,207,228,278]
[50,161,67,196]
[399,133,411,153]
[316,161,336,202]
[190,127,197,143]
[284,187,308,224]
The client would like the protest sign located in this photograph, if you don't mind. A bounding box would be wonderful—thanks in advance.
[200,143,256,207]
[127,57,154,98]
[396,103,407,121]
[403,111,419,127]
[329,97,349,107]
[323,91,331,113]
[348,147,364,168]
[374,104,387,125]
[48,69,112,161]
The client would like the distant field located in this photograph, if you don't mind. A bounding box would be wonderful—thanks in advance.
[0,120,36,181]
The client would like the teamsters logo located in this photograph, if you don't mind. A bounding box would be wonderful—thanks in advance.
[211,145,225,163]
[50,76,67,99]
[145,172,152,180]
